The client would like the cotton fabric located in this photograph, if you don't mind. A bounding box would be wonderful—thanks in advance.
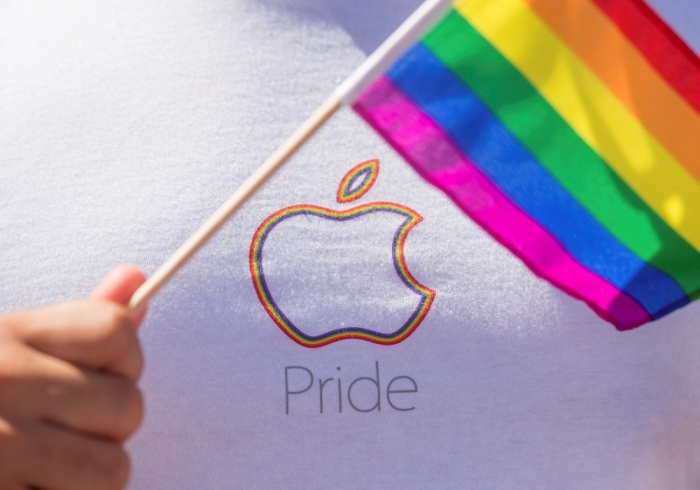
[1,1,700,488]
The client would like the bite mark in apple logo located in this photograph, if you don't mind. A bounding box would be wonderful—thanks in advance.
[249,159,435,348]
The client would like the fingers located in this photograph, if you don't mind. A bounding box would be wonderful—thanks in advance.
[13,419,130,490]
[34,354,143,442]
[0,265,148,490]
[3,301,143,381]
[0,417,26,490]
[0,346,143,442]
[90,265,147,327]
[40,367,143,442]
[90,265,146,306]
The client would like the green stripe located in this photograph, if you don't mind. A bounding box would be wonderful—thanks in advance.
[421,9,700,298]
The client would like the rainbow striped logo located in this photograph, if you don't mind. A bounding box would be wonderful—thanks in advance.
[249,161,435,348]
[336,159,379,203]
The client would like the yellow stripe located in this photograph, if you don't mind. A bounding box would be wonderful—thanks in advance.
[523,0,700,185]
[454,0,700,252]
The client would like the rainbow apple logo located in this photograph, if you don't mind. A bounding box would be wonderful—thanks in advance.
[249,159,435,348]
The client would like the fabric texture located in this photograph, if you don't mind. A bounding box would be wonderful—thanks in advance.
[1,0,700,488]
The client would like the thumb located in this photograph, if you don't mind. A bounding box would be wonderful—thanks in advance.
[90,265,148,325]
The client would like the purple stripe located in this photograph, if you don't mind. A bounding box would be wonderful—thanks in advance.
[354,76,651,330]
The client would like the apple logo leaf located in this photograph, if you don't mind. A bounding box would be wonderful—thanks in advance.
[336,159,379,203]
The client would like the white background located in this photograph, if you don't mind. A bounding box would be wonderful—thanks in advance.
[1,0,700,488]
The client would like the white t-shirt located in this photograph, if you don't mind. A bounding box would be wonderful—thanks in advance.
[1,1,700,488]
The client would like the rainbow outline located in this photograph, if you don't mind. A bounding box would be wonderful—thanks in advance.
[249,202,435,348]
[336,159,380,203]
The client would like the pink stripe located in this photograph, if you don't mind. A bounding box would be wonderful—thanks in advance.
[354,76,652,330]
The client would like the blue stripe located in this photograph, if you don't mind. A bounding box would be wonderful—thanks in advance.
[386,43,688,318]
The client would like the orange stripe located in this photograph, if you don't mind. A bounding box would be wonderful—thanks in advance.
[523,0,700,184]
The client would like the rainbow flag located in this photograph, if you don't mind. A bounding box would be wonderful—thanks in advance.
[352,0,700,330]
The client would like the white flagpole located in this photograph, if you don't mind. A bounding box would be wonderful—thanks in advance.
[128,0,453,313]
[335,0,453,104]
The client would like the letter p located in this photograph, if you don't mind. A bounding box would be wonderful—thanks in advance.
[285,366,314,414]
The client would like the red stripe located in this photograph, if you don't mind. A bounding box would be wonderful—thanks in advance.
[592,0,700,113]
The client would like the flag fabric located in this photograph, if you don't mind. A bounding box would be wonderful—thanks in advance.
[353,0,700,330]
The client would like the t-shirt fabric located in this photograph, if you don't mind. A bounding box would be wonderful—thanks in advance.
[1,1,700,488]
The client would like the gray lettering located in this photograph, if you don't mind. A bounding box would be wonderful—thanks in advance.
[386,376,417,412]
[285,366,313,415]
[319,377,334,414]
[347,361,381,413]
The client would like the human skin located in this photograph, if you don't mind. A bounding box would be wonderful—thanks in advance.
[0,265,146,490]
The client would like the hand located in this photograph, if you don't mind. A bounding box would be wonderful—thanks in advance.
[0,265,147,490]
